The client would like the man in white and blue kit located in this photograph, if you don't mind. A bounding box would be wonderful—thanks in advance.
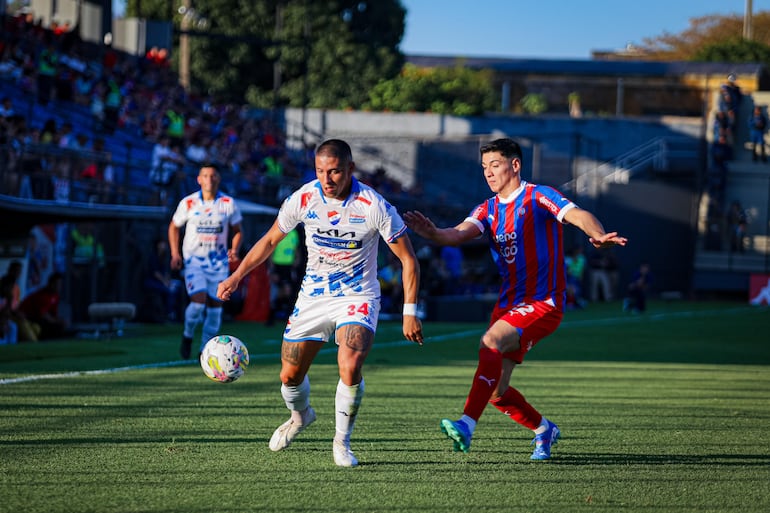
[169,164,242,360]
[217,139,423,467]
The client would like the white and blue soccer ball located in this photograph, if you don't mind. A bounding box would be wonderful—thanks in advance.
[200,335,249,383]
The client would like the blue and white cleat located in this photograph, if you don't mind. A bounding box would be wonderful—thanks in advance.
[530,420,560,460]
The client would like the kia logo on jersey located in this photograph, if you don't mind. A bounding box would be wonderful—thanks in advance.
[328,210,341,225]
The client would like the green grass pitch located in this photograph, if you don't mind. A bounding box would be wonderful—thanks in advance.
[1,300,769,512]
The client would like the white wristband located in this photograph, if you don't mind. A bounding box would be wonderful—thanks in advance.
[403,303,418,316]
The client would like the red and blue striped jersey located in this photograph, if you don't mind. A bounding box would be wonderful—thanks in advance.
[466,181,576,311]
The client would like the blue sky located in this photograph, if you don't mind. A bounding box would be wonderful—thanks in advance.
[399,0,770,59]
[113,1,770,60]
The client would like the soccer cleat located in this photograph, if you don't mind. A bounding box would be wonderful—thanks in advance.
[268,406,316,452]
[332,439,359,467]
[530,420,560,460]
[180,336,193,360]
[440,418,472,453]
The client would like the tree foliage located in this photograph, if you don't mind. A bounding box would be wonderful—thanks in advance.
[638,12,770,60]
[693,37,770,64]
[363,63,497,116]
[124,0,406,109]
[519,93,548,115]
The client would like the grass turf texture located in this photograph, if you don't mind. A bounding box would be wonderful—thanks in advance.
[1,300,769,512]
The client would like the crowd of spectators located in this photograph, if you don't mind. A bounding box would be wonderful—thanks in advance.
[705,74,758,253]
[0,11,304,208]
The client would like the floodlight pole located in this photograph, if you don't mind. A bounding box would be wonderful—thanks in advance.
[744,0,753,40]
[180,0,191,90]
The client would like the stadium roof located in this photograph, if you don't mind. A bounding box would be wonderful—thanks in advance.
[405,55,766,78]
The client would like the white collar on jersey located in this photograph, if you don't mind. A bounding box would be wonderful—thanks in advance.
[498,180,527,204]
[197,190,224,202]
[314,176,361,206]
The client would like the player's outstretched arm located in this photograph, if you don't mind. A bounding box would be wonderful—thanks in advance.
[403,210,480,246]
[217,219,286,301]
[564,208,627,249]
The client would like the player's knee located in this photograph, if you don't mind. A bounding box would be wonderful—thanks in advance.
[280,368,305,387]
[479,331,504,351]
[337,360,363,386]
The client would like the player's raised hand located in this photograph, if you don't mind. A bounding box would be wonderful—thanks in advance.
[403,210,437,239]
[589,232,627,249]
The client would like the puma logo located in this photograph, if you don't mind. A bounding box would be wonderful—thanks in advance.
[478,375,496,386]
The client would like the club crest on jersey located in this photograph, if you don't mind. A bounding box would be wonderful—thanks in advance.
[328,210,341,225]
[518,207,526,216]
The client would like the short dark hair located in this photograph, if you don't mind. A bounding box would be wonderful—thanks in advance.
[316,139,353,164]
[480,138,523,161]
[200,163,220,174]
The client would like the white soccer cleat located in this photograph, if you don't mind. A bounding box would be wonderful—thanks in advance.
[268,406,316,452]
[333,439,359,467]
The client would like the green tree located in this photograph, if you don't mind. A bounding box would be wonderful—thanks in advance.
[364,63,497,116]
[124,0,405,109]
[693,37,770,64]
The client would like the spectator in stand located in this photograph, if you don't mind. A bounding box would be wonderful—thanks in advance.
[89,81,106,130]
[565,245,587,309]
[143,238,182,323]
[748,105,768,162]
[710,130,733,209]
[73,70,95,106]
[39,118,57,145]
[378,252,404,314]
[150,136,185,205]
[57,121,74,148]
[588,247,618,303]
[623,262,653,314]
[724,74,742,111]
[185,133,210,167]
[18,272,68,340]
[727,200,748,253]
[164,104,186,148]
[713,110,731,142]
[36,39,58,105]
[718,86,737,144]
[0,97,15,118]
[103,74,122,134]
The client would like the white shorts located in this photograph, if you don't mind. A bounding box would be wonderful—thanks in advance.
[184,265,226,301]
[283,294,380,343]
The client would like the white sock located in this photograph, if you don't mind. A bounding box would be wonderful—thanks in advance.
[534,416,549,434]
[183,302,205,339]
[281,375,310,423]
[201,306,222,351]
[334,378,364,443]
[460,415,477,434]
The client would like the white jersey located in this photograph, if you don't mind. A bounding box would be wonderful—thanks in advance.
[172,190,243,276]
[277,178,407,298]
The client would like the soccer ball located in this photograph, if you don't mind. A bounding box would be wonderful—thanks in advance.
[200,335,250,383]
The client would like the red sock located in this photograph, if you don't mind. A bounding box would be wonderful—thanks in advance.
[490,386,542,430]
[462,347,503,421]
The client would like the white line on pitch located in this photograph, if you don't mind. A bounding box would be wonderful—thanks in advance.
[0,306,762,385]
